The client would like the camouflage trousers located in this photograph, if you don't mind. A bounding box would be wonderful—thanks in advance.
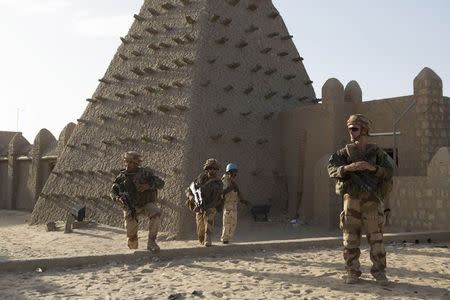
[124,202,161,249]
[340,193,386,277]
[196,208,216,246]
[221,209,237,242]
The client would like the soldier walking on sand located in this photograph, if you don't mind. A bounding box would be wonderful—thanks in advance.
[110,151,165,252]
[327,114,394,285]
[220,163,249,244]
[186,158,223,247]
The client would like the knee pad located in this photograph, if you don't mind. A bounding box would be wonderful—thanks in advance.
[343,232,360,248]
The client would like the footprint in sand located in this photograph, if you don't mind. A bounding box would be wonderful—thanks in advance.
[211,291,223,298]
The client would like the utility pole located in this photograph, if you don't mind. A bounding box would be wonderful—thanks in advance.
[16,108,19,132]
[393,98,417,175]
[16,107,25,132]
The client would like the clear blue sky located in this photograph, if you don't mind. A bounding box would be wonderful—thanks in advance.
[1,0,449,141]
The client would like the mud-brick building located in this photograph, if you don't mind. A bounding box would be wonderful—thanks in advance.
[30,0,315,235]
[280,67,450,231]
[25,0,449,235]
[0,123,75,211]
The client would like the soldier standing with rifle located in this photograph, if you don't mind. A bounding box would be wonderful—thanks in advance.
[110,151,165,252]
[186,158,223,247]
[328,114,394,285]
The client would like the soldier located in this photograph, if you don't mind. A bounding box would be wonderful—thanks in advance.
[220,163,249,244]
[110,151,165,252]
[327,114,393,285]
[186,158,223,247]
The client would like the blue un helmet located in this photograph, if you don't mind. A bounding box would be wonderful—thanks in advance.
[226,163,238,173]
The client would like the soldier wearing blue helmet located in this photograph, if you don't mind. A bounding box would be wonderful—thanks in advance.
[220,162,249,244]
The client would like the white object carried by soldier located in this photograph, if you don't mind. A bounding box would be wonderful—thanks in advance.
[189,182,204,208]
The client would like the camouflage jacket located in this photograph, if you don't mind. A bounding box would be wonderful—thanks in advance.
[222,173,240,196]
[110,167,165,208]
[327,143,394,199]
[221,173,241,209]
[186,172,223,210]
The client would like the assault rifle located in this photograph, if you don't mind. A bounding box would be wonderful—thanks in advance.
[189,182,203,209]
[332,154,381,200]
[119,192,137,219]
[348,171,380,200]
[348,172,391,224]
[332,154,390,223]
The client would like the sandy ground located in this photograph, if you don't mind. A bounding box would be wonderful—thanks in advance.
[0,210,337,261]
[0,211,449,299]
[0,242,449,299]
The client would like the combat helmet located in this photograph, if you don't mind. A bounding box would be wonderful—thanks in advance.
[226,163,238,172]
[346,114,371,136]
[123,151,142,164]
[203,158,220,170]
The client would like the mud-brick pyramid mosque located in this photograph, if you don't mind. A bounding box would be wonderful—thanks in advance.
[31,0,316,235]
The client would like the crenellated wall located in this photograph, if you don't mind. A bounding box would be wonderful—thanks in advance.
[0,123,75,211]
[390,147,450,231]
[280,67,450,231]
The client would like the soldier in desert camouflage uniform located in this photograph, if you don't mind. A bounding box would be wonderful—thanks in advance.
[110,151,165,252]
[186,158,223,247]
[328,114,393,285]
[220,163,249,244]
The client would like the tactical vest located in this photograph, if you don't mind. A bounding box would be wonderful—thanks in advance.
[115,169,158,208]
[338,144,393,200]
[195,173,223,209]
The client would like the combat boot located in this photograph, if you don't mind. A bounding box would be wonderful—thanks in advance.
[373,273,389,286]
[127,237,138,249]
[147,215,161,252]
[204,233,212,247]
[343,272,360,284]
[147,239,160,252]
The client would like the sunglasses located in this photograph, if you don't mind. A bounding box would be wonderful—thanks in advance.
[348,127,360,132]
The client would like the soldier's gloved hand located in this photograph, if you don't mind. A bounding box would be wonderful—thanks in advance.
[344,163,359,172]
[137,183,150,192]
[384,208,391,226]
[356,161,376,171]
[118,195,127,205]
[345,161,376,172]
